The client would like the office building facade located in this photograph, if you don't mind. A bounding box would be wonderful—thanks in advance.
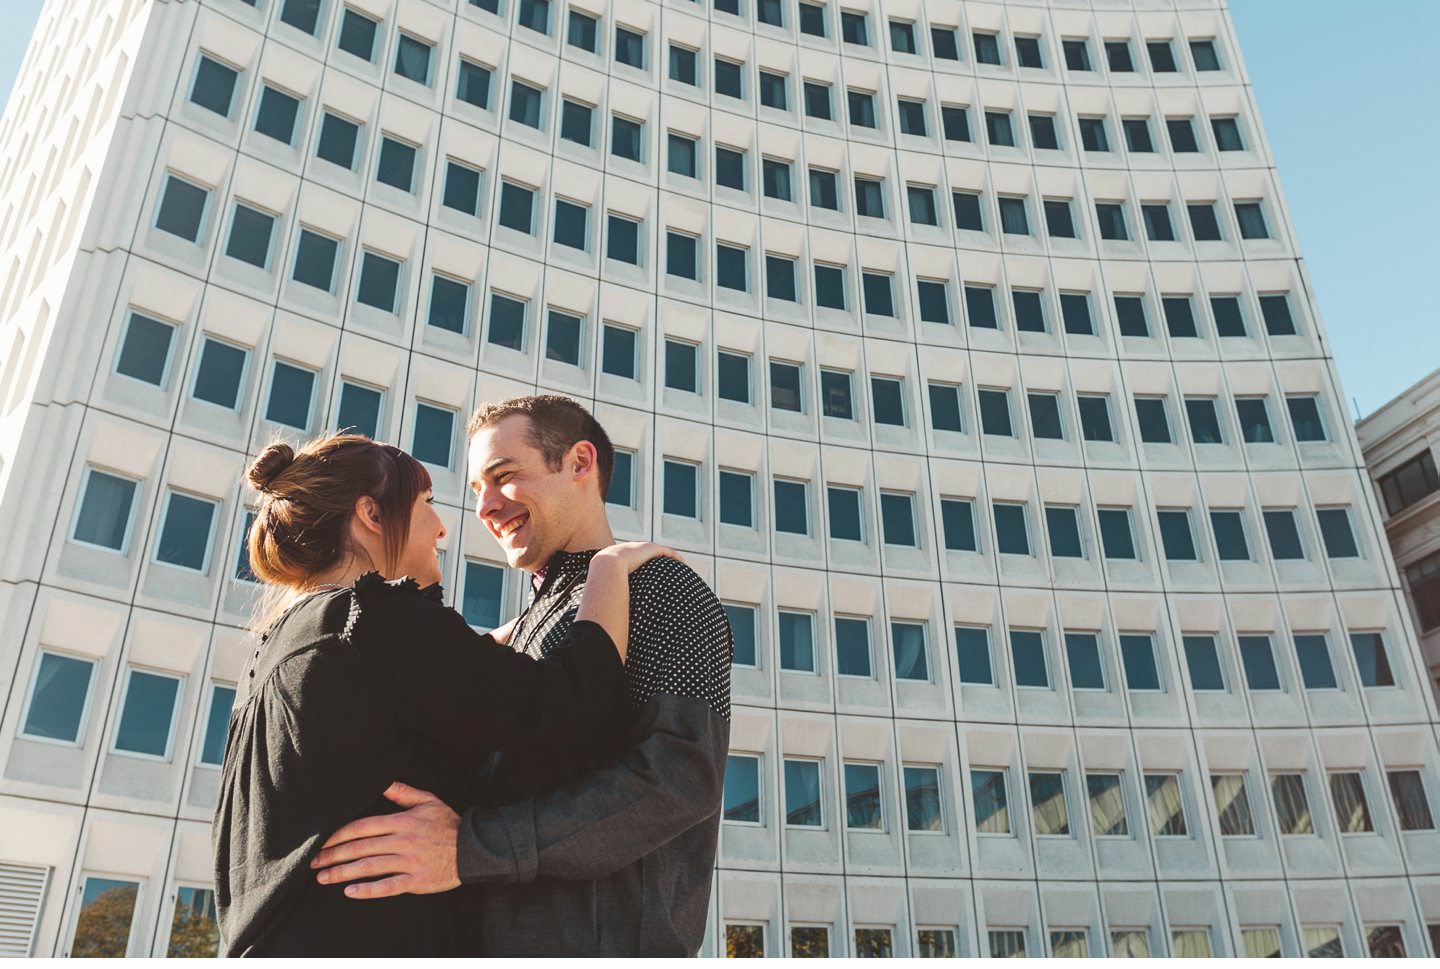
[0,0,1437,957]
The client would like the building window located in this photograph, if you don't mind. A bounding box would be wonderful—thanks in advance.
[316,111,360,169]
[461,561,505,629]
[664,339,698,393]
[1366,926,1406,959]
[930,384,963,432]
[757,0,783,26]
[115,312,175,386]
[904,766,943,831]
[785,759,823,826]
[669,44,697,84]
[1078,396,1113,442]
[1187,202,1222,241]
[891,621,928,680]
[1123,118,1153,152]
[442,160,481,216]
[192,338,247,408]
[820,370,853,421]
[803,82,832,120]
[978,388,1012,436]
[917,280,949,324]
[254,85,301,145]
[1119,633,1160,689]
[809,167,838,208]
[714,58,743,99]
[1171,930,1212,958]
[971,768,1010,832]
[1144,773,1187,835]
[558,99,594,146]
[411,403,455,468]
[941,105,971,142]
[727,604,757,667]
[758,70,787,110]
[71,876,140,957]
[1262,509,1304,560]
[291,229,339,291]
[1029,393,1063,440]
[606,215,641,265]
[765,255,797,302]
[1211,774,1255,835]
[611,116,642,162]
[1065,632,1103,688]
[1142,203,1175,242]
[778,610,815,671]
[666,132,697,177]
[844,763,882,828]
[770,361,802,412]
[989,931,1026,958]
[20,651,95,743]
[336,381,382,438]
[550,198,589,251]
[1387,770,1435,830]
[1095,202,1128,241]
[1099,509,1137,561]
[1294,634,1338,690]
[1241,928,1282,959]
[854,177,885,218]
[998,196,1029,235]
[392,33,433,86]
[763,158,792,201]
[717,243,749,292]
[984,110,1014,147]
[773,479,809,535]
[1377,449,1440,515]
[1045,199,1076,239]
[667,231,698,280]
[338,8,378,61]
[544,310,582,366]
[1260,293,1297,335]
[1210,510,1251,561]
[972,32,1001,66]
[1234,397,1273,443]
[1286,396,1327,442]
[155,492,216,571]
[1212,116,1245,151]
[1134,397,1172,444]
[1329,771,1374,833]
[726,924,765,958]
[1078,116,1108,151]
[613,25,645,68]
[190,55,238,117]
[834,616,871,677]
[717,350,751,403]
[1166,118,1198,153]
[841,11,868,45]
[266,360,315,430]
[1406,550,1440,632]
[870,377,905,426]
[724,754,761,822]
[1114,294,1149,337]
[1183,634,1224,690]
[1029,772,1070,835]
[1009,628,1047,686]
[955,626,992,683]
[897,99,927,136]
[715,146,746,191]
[855,929,893,958]
[1316,508,1359,559]
[1271,773,1314,834]
[73,468,138,551]
[601,324,637,379]
[1235,202,1270,239]
[1087,772,1128,835]
[1191,39,1222,70]
[114,668,181,757]
[907,186,937,225]
[1160,296,1198,338]
[798,2,826,37]
[561,9,596,50]
[200,690,235,775]
[662,460,699,518]
[427,275,470,335]
[1063,39,1092,71]
[356,251,401,313]
[720,469,754,529]
[607,450,634,507]
[156,175,209,242]
[1105,40,1134,72]
[1349,632,1395,687]
[813,264,844,309]
[508,79,543,127]
[375,137,417,192]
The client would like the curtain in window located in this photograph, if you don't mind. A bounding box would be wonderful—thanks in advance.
[1328,772,1373,833]
[1087,774,1128,835]
[1050,930,1088,958]
[1366,925,1406,958]
[1110,930,1150,958]
[1270,774,1313,834]
[1170,929,1212,958]
[1145,774,1187,835]
[972,770,1010,833]
[1242,927,1281,958]
[1029,773,1069,835]
[1303,926,1343,958]
[1210,774,1254,836]
[1386,770,1435,830]
[988,930,1026,958]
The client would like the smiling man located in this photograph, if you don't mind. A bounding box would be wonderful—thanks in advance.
[311,394,733,956]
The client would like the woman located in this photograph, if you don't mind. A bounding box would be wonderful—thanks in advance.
[212,434,673,956]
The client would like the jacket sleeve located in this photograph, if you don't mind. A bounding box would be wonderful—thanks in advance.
[456,694,729,883]
[456,559,735,883]
[347,575,627,759]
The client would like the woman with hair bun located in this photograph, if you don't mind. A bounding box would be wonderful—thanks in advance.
[212,434,675,956]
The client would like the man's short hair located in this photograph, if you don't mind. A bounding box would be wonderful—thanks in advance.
[467,395,616,499]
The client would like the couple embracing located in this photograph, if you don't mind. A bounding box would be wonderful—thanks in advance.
[212,394,733,957]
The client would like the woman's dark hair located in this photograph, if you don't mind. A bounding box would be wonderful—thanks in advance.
[245,434,432,590]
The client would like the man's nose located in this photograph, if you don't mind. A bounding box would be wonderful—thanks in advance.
[475,482,503,520]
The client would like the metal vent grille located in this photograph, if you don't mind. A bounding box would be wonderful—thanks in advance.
[0,862,49,957]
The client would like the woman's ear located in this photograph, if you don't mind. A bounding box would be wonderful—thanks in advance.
[354,495,384,536]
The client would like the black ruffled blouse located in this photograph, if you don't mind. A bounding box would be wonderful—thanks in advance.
[211,573,626,957]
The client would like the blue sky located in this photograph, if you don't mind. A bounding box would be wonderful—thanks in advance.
[0,0,1433,418]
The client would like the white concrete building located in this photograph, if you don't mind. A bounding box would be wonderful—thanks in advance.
[0,0,1437,958]
[1357,368,1440,708]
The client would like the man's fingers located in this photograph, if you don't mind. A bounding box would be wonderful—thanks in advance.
[343,874,412,900]
[383,781,440,809]
[315,855,406,886]
[312,834,405,869]
[319,815,397,849]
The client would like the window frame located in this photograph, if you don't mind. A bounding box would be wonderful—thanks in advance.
[109,666,184,762]
[18,649,99,747]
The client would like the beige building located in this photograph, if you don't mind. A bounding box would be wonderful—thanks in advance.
[1357,368,1440,704]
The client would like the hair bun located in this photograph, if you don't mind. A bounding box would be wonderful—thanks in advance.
[248,443,295,493]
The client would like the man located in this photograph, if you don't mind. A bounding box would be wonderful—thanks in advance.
[310,395,733,956]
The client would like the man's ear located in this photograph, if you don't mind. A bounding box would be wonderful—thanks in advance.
[569,440,598,482]
[353,495,384,536]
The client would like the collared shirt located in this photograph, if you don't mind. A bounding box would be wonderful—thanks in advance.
[457,547,733,956]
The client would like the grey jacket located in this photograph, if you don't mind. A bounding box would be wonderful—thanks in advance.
[456,551,733,956]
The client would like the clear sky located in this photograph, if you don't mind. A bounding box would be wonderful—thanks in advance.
[0,0,1433,419]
